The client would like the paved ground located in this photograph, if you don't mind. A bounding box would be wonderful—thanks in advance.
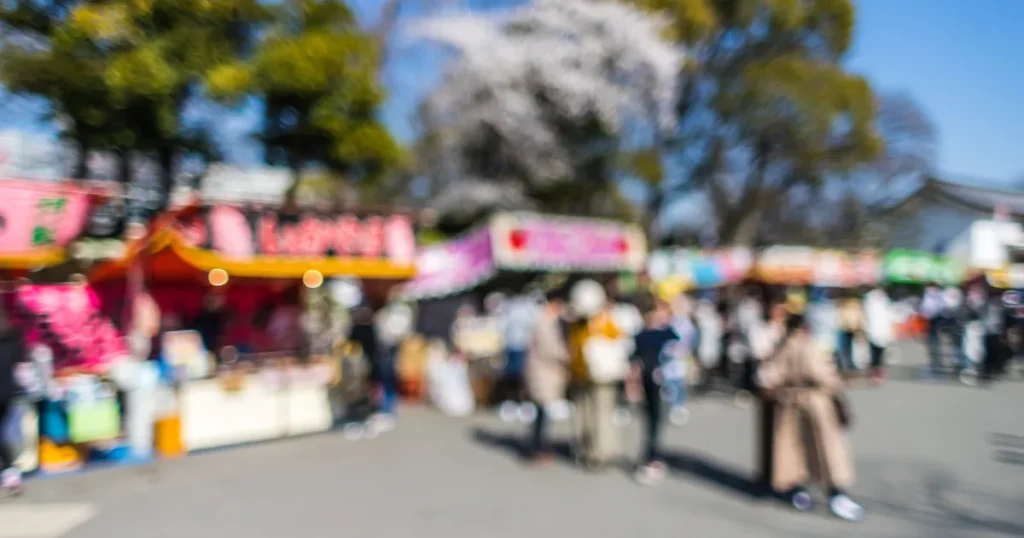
[3,344,1024,538]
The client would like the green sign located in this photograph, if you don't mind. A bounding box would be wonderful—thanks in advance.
[882,249,963,285]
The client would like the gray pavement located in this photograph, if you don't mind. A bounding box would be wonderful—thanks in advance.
[4,347,1024,538]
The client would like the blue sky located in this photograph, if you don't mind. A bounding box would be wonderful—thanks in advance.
[2,0,1022,187]
[847,0,1024,185]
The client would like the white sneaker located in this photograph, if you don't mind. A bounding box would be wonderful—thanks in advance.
[498,401,518,423]
[374,414,397,432]
[829,494,865,522]
[518,402,538,423]
[633,463,666,486]
[0,468,21,489]
[342,423,365,440]
[548,400,571,421]
[669,407,690,427]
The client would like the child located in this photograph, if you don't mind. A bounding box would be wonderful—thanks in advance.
[630,297,679,485]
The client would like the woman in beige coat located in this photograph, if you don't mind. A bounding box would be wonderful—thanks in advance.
[524,292,569,462]
[757,313,865,522]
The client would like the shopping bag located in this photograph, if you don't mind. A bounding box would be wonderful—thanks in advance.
[583,336,630,384]
[67,397,121,443]
[42,399,70,444]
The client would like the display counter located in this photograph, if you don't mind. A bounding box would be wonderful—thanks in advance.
[178,363,335,452]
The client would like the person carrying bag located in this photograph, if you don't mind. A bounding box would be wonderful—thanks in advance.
[568,280,628,471]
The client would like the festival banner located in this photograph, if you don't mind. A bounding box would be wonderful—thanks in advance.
[0,180,92,263]
[401,226,496,299]
[489,212,646,272]
[155,205,419,279]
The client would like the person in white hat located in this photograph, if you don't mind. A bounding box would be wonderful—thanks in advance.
[566,280,627,470]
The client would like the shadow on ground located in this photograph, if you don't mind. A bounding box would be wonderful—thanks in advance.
[858,459,1024,536]
[469,427,769,500]
[660,448,770,500]
[991,433,1024,466]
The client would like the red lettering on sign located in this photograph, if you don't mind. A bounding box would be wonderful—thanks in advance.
[278,222,301,255]
[333,215,360,255]
[360,216,384,257]
[258,214,279,255]
[297,217,329,256]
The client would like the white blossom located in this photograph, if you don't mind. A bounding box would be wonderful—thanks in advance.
[411,0,683,199]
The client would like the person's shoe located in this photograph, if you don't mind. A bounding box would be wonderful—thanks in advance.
[633,462,666,486]
[829,494,865,522]
[959,368,979,386]
[518,402,538,423]
[789,487,814,512]
[342,422,365,440]
[374,413,397,432]
[0,468,22,496]
[669,406,690,426]
[498,401,518,423]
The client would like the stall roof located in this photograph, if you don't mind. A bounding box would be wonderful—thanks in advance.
[88,204,417,283]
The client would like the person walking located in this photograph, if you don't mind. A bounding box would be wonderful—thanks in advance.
[0,307,27,495]
[499,292,538,421]
[836,291,864,374]
[568,280,626,471]
[375,299,414,426]
[523,290,569,463]
[757,313,864,522]
[630,297,678,485]
[981,287,1010,383]
[863,285,894,385]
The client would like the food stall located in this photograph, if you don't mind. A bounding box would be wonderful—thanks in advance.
[645,248,753,298]
[87,203,418,452]
[401,211,646,402]
[882,250,965,338]
[754,247,881,289]
[403,210,646,315]
[0,179,134,474]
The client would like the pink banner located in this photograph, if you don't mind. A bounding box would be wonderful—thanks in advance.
[402,227,495,299]
[490,213,646,271]
[0,180,91,254]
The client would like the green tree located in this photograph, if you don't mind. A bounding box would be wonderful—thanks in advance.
[206,0,402,206]
[630,0,884,245]
[1,0,121,179]
[1,0,265,206]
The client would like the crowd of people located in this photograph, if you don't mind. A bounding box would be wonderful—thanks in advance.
[1,273,1021,515]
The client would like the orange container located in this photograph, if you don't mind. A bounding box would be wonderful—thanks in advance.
[39,438,84,473]
[154,415,185,458]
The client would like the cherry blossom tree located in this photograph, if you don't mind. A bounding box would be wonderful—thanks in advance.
[410,0,682,231]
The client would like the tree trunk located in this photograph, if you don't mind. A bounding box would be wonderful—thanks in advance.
[74,141,90,180]
[283,153,302,208]
[157,146,175,210]
[117,150,134,185]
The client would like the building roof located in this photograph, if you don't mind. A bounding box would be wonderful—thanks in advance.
[891,177,1024,218]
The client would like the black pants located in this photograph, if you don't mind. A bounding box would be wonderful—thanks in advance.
[641,376,662,463]
[528,402,548,456]
[983,334,1009,379]
[869,343,886,369]
[0,397,13,471]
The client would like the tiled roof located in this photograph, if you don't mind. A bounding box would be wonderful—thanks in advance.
[925,178,1024,216]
